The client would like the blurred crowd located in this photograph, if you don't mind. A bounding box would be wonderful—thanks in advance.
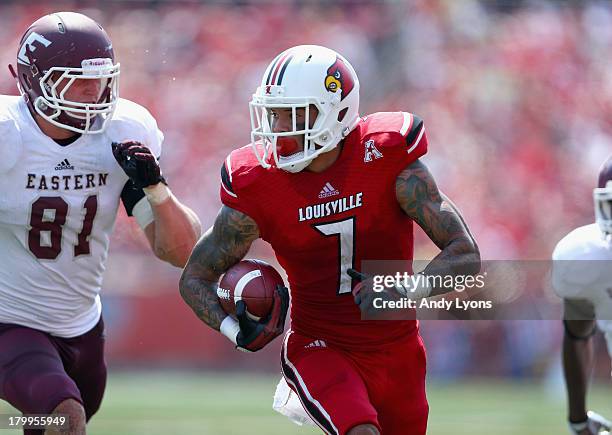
[1,0,611,377]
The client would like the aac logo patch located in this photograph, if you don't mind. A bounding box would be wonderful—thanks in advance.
[364,139,383,163]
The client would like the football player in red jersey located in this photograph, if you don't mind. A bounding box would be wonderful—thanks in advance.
[180,45,480,435]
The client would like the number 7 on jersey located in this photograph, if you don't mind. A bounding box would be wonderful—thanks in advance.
[313,217,356,295]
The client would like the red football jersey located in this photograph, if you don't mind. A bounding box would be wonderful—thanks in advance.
[220,112,428,350]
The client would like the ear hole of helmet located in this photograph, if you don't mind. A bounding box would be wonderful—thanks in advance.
[337,107,348,122]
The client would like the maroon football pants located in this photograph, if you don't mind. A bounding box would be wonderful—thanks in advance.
[0,317,106,435]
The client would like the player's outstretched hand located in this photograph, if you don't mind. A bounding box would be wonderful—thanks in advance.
[112,141,165,189]
[235,285,289,352]
[569,411,612,435]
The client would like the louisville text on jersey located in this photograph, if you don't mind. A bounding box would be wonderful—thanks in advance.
[26,173,109,191]
[298,192,363,222]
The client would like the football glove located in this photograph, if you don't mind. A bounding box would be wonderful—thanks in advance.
[569,411,612,435]
[348,268,431,314]
[235,284,289,352]
[112,141,165,189]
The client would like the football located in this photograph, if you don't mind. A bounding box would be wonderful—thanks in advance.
[217,259,284,321]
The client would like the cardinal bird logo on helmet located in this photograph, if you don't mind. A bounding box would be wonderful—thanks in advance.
[324,56,354,101]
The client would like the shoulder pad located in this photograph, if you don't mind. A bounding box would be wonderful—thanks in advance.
[552,224,608,298]
[221,145,266,195]
[106,98,164,158]
[0,108,22,173]
[552,224,607,261]
[360,112,425,151]
[0,95,23,118]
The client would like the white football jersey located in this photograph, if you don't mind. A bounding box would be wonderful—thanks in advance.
[552,223,612,357]
[0,95,162,337]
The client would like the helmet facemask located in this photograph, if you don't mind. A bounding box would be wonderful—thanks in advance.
[594,181,612,235]
[250,87,342,173]
[34,58,120,134]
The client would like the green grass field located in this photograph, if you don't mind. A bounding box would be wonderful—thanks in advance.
[1,372,610,434]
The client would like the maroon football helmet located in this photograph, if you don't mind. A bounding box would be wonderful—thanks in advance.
[9,12,120,134]
[594,155,612,234]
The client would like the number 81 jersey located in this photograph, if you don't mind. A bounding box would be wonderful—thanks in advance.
[0,95,163,337]
[221,112,428,350]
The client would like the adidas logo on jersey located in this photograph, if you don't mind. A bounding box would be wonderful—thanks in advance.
[304,340,327,349]
[318,182,339,199]
[55,159,74,171]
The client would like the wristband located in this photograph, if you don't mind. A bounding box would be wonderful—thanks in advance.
[132,197,155,229]
[220,316,240,345]
[143,183,171,206]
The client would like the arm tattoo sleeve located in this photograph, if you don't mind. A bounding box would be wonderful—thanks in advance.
[396,160,480,281]
[179,205,259,330]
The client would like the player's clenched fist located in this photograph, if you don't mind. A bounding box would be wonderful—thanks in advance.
[349,269,404,318]
[349,268,432,319]
[235,285,290,352]
[112,141,165,188]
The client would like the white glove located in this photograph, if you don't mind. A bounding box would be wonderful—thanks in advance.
[569,411,612,435]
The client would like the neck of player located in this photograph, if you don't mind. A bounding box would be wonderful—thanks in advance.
[305,143,343,173]
[34,114,81,141]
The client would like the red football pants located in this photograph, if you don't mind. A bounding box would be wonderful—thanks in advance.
[280,329,428,435]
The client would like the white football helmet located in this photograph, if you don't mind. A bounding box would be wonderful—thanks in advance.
[249,45,360,173]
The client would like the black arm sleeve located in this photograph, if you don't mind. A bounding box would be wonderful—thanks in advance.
[120,180,146,216]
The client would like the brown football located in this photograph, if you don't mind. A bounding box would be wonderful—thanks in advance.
[217,259,284,321]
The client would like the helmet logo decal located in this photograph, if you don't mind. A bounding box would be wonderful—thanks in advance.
[325,56,354,100]
[17,32,52,66]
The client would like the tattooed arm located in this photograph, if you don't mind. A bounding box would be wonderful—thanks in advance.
[179,205,259,330]
[395,159,480,296]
